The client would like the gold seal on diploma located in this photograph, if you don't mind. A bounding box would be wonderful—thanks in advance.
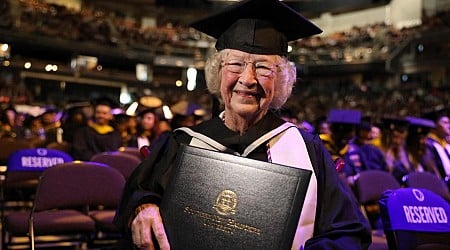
[213,190,237,216]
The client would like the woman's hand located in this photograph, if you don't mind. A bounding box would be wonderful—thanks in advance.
[131,204,170,250]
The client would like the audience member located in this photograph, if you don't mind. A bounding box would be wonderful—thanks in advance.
[315,116,330,135]
[0,106,20,138]
[343,121,388,186]
[71,97,122,161]
[423,108,450,180]
[368,123,382,148]
[40,107,63,145]
[320,109,361,164]
[380,117,411,183]
[128,108,161,149]
[113,113,135,147]
[404,116,442,179]
[61,104,89,144]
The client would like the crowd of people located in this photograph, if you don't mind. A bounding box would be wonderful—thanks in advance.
[0,0,449,248]
[0,97,206,163]
[1,93,449,184]
[1,0,448,64]
[281,106,450,183]
[281,105,450,231]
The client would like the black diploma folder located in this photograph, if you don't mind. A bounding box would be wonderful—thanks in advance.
[160,145,312,250]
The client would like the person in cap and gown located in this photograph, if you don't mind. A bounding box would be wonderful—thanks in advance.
[71,97,122,161]
[423,108,450,180]
[379,117,412,183]
[403,116,442,179]
[40,107,63,146]
[342,120,388,187]
[114,0,371,249]
[128,108,164,149]
[61,103,90,144]
[319,109,361,165]
[113,113,137,147]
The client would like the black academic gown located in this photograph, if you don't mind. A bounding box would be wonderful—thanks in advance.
[114,111,371,249]
[71,125,122,161]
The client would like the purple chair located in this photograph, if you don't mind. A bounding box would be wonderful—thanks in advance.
[403,171,450,202]
[354,170,401,229]
[379,188,450,249]
[90,151,141,180]
[1,148,73,249]
[4,161,125,249]
[117,146,145,161]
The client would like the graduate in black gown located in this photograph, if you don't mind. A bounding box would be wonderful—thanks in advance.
[343,121,388,185]
[71,97,122,161]
[114,0,371,249]
[423,108,450,180]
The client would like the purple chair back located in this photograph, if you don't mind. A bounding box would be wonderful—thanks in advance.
[90,152,141,180]
[32,161,125,212]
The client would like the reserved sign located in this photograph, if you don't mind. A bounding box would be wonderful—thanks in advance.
[380,188,450,232]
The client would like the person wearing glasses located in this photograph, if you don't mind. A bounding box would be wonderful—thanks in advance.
[114,0,371,249]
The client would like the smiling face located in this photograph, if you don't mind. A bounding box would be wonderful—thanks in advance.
[220,49,279,123]
[94,104,113,126]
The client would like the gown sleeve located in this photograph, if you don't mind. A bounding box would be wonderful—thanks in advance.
[113,131,189,245]
[302,132,372,249]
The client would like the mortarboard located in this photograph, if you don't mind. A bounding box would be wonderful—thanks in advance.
[93,96,119,109]
[381,117,409,132]
[406,116,435,135]
[41,106,59,115]
[422,107,448,123]
[190,0,322,56]
[327,109,361,125]
[114,113,132,122]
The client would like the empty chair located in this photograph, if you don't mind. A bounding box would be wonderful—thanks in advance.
[46,141,72,153]
[379,188,450,250]
[403,171,450,202]
[117,146,145,160]
[354,170,401,229]
[0,138,36,165]
[1,148,73,249]
[4,161,125,250]
[2,148,73,208]
[90,151,141,180]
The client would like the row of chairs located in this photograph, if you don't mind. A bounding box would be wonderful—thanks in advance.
[349,170,450,249]
[1,147,144,249]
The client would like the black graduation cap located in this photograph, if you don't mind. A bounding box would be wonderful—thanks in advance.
[93,96,119,109]
[327,109,361,125]
[114,113,132,122]
[381,117,409,132]
[190,0,322,56]
[41,106,59,115]
[422,107,448,123]
[406,116,435,135]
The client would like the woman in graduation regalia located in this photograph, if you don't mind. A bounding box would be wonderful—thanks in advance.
[114,0,371,249]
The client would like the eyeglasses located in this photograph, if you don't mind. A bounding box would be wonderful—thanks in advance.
[221,59,279,77]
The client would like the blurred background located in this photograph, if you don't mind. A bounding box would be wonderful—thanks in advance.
[0,0,449,123]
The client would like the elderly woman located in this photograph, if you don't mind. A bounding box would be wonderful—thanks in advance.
[114,0,371,249]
